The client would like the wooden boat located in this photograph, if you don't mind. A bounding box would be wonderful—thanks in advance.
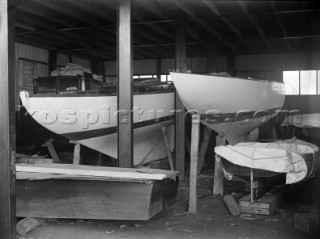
[20,75,175,166]
[170,72,286,145]
[215,138,320,199]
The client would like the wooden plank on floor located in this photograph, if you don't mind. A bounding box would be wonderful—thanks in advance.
[0,1,16,238]
[117,0,133,168]
[16,217,47,236]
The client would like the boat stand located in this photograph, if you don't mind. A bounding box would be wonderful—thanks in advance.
[213,134,226,196]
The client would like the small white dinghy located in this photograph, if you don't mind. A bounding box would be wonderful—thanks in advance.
[215,138,319,202]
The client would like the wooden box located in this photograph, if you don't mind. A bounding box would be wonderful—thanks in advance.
[16,164,179,220]
[239,192,282,215]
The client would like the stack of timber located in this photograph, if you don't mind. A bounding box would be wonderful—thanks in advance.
[16,164,179,220]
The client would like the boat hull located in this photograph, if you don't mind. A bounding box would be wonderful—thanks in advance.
[170,72,285,144]
[20,91,175,166]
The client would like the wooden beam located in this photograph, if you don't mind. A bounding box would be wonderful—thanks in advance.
[156,58,162,80]
[188,114,200,214]
[117,0,133,168]
[227,54,236,76]
[197,19,239,54]
[197,126,211,175]
[17,0,78,27]
[0,0,16,238]
[203,1,256,54]
[175,19,186,177]
[270,1,293,52]
[48,49,57,73]
[213,135,226,196]
[238,1,273,52]
[15,9,59,29]
[30,0,99,26]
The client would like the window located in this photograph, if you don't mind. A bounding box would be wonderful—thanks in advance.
[300,70,316,95]
[283,71,299,95]
[283,70,318,95]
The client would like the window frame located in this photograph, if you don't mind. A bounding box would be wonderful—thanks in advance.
[283,70,319,96]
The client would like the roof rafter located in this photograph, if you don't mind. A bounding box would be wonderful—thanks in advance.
[270,1,293,52]
[17,0,79,27]
[203,0,257,54]
[238,1,274,52]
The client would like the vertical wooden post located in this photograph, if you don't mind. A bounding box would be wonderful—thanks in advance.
[156,58,162,81]
[48,50,57,73]
[188,114,200,214]
[197,126,211,175]
[162,127,174,171]
[213,134,226,196]
[227,54,235,76]
[0,0,16,238]
[207,43,221,73]
[73,143,81,165]
[175,19,186,176]
[117,0,133,168]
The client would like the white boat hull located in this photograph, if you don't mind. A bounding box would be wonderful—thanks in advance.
[170,72,285,144]
[20,91,175,166]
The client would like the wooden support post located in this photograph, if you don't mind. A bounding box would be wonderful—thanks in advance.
[227,54,235,76]
[175,19,186,177]
[69,140,81,165]
[156,58,162,81]
[162,127,174,171]
[48,50,57,73]
[188,114,200,214]
[213,134,226,196]
[73,143,81,165]
[198,126,211,175]
[117,0,133,168]
[41,139,60,163]
[0,1,16,238]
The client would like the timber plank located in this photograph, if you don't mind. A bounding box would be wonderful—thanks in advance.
[239,192,282,215]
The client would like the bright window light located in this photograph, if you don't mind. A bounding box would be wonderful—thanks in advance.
[160,75,167,82]
[139,75,153,79]
[283,71,299,95]
[300,70,317,95]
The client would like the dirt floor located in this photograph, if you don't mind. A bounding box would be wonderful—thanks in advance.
[17,173,320,239]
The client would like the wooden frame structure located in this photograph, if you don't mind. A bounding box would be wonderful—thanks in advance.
[0,0,16,238]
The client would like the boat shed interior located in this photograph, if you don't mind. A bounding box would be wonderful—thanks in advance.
[1,0,320,238]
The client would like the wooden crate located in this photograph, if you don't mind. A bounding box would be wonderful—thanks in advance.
[239,192,282,215]
[16,165,179,220]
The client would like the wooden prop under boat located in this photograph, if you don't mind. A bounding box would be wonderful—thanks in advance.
[20,75,175,166]
[170,72,286,145]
